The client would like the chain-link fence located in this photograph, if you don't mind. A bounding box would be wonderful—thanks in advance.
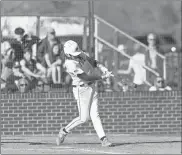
[94,15,181,92]
[1,16,87,94]
[1,14,181,94]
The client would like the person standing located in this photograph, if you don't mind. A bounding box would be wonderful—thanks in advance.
[146,33,164,83]
[118,44,147,90]
[37,28,60,66]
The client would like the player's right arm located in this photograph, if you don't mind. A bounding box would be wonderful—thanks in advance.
[77,73,102,82]
[20,59,40,78]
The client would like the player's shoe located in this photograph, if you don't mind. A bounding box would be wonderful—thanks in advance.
[101,137,113,147]
[56,128,67,146]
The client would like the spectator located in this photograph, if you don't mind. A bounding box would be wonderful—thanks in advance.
[118,44,147,91]
[12,27,40,61]
[149,76,172,91]
[37,27,60,66]
[4,62,25,93]
[20,48,48,92]
[146,33,164,83]
[118,81,129,92]
[117,44,129,68]
[16,78,29,93]
[44,43,63,83]
[1,42,15,89]
[12,27,25,62]
[22,32,40,60]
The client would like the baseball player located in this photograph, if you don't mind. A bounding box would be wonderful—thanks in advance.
[56,40,113,147]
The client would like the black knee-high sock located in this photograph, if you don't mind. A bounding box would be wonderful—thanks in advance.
[100,136,106,141]
[63,128,68,134]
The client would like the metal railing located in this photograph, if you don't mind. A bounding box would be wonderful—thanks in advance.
[95,35,159,76]
[94,14,167,81]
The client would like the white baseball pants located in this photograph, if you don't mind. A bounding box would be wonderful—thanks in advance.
[64,84,106,139]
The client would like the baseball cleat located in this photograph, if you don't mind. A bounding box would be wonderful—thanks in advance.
[56,128,67,146]
[101,137,113,147]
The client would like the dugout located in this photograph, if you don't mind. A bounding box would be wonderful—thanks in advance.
[1,0,96,88]
[1,0,181,91]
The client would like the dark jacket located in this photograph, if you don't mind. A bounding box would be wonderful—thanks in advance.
[36,37,60,66]
[146,46,165,77]
[10,35,40,62]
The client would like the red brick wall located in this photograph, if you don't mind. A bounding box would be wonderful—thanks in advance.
[1,91,181,136]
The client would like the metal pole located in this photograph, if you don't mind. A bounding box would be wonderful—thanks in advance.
[35,16,40,58]
[179,52,182,90]
[82,17,87,51]
[95,35,160,76]
[88,0,94,58]
[94,15,165,59]
[94,18,98,61]
[36,16,40,38]
[163,58,167,80]
[0,26,2,93]
[88,0,91,56]
[113,30,119,91]
[91,0,95,58]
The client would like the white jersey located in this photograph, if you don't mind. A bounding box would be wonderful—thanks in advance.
[64,58,97,85]
[129,53,146,85]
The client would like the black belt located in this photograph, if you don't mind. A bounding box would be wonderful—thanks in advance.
[72,82,93,87]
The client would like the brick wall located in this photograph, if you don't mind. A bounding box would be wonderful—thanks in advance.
[1,91,181,136]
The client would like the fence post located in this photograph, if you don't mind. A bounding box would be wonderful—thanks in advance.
[88,0,94,58]
[163,58,167,80]
[94,17,99,92]
[113,30,119,91]
[0,28,2,97]
[36,16,40,38]
[82,17,87,51]
[94,18,98,61]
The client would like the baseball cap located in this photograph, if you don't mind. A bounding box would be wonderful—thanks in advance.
[64,40,82,56]
[47,27,56,34]
[14,27,25,35]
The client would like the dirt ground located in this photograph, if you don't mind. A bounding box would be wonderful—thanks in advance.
[1,134,181,154]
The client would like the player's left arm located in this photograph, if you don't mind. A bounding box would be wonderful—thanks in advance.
[86,56,109,73]
[95,61,109,74]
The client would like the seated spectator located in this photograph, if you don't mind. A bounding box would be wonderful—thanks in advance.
[1,42,15,89]
[22,32,40,60]
[37,27,60,66]
[16,78,29,93]
[11,27,25,62]
[20,48,48,92]
[31,80,44,93]
[4,62,25,93]
[44,43,63,83]
[118,81,129,92]
[1,41,11,57]
[149,76,172,91]
[13,27,40,61]
[118,44,147,91]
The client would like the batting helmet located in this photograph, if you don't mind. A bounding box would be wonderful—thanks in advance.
[64,40,82,57]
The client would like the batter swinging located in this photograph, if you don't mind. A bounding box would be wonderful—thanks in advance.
[56,40,114,147]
